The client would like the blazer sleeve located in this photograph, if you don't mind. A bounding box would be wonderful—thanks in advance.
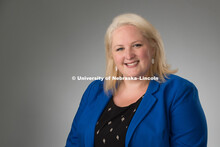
[65,81,98,147]
[170,82,207,147]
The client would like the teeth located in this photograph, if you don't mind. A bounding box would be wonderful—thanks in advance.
[126,61,138,66]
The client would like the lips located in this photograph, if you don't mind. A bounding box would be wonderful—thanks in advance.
[125,61,139,67]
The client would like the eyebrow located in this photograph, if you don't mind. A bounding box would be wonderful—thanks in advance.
[113,40,143,48]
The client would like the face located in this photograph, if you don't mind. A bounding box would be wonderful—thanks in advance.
[111,25,154,77]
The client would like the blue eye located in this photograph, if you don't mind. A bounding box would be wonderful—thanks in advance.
[133,44,142,48]
[116,47,124,51]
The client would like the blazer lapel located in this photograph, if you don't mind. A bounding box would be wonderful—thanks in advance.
[85,90,112,147]
[125,80,160,147]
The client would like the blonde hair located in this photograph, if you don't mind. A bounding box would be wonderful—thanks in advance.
[104,13,177,93]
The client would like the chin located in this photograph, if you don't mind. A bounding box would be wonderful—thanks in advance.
[123,73,141,77]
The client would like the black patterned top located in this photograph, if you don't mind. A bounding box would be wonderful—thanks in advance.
[94,95,143,147]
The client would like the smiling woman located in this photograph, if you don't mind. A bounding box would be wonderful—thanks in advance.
[104,13,177,94]
[111,25,153,78]
[65,13,207,147]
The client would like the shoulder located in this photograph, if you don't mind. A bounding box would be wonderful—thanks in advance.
[81,80,104,101]
[161,74,197,91]
[156,74,198,102]
[84,80,104,95]
[76,80,105,111]
[87,80,104,90]
[159,74,199,109]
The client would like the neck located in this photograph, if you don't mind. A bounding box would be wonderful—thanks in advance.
[121,78,150,90]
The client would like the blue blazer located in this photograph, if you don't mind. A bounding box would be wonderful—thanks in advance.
[66,74,207,147]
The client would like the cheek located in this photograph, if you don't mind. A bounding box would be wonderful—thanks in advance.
[112,54,122,65]
[139,49,151,62]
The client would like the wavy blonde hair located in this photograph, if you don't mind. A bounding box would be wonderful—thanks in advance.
[104,13,177,93]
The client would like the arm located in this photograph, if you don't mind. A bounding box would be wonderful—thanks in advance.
[65,81,98,147]
[170,83,207,147]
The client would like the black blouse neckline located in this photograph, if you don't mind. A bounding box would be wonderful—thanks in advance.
[111,96,144,109]
[94,95,144,147]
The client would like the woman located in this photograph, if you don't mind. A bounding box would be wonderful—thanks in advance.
[66,13,207,147]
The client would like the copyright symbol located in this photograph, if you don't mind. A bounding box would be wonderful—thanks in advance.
[72,76,76,80]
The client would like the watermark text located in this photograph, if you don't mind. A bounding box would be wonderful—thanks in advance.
[72,76,158,81]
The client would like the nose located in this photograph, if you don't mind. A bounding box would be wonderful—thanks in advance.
[125,48,135,60]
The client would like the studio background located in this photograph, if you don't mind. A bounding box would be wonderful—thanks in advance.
[1,0,219,146]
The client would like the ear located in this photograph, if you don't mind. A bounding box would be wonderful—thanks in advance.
[109,52,113,60]
[151,46,156,56]
[149,38,156,57]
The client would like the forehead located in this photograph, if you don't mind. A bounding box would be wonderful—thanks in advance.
[112,25,144,44]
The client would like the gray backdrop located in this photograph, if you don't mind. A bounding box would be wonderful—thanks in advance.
[1,0,220,146]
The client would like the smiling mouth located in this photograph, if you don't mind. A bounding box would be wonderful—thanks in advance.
[125,61,139,67]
